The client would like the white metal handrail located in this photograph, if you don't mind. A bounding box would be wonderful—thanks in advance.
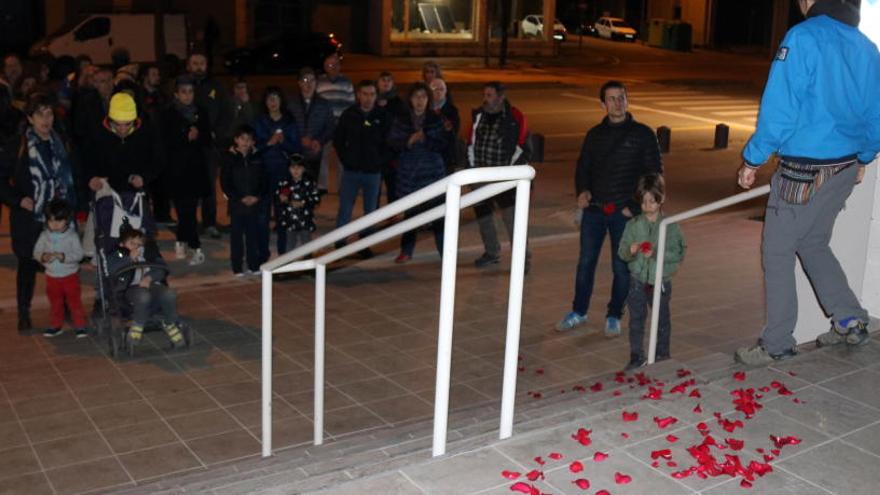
[260,166,536,459]
[648,184,771,363]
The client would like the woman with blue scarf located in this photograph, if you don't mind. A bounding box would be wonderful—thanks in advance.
[0,93,81,332]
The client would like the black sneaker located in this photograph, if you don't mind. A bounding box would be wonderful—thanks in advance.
[18,315,32,332]
[624,353,646,371]
[43,328,64,338]
[474,252,500,268]
[74,328,89,339]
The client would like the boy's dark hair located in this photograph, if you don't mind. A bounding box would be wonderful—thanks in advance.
[262,85,288,115]
[45,198,71,222]
[599,80,627,102]
[484,81,506,96]
[407,82,432,108]
[378,71,393,79]
[636,173,665,204]
[119,227,145,244]
[233,124,256,139]
[356,79,377,91]
[24,93,53,117]
[289,153,305,167]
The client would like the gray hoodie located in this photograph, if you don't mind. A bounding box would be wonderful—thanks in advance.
[33,227,83,278]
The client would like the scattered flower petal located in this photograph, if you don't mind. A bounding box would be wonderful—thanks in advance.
[573,385,587,393]
[549,452,563,460]
[593,452,609,462]
[651,449,673,460]
[725,438,745,451]
[526,469,543,481]
[677,369,692,378]
[502,470,521,480]
[535,368,545,375]
[569,461,584,473]
[614,472,633,485]
[613,390,622,396]
[740,480,753,489]
[689,389,702,399]
[620,432,630,439]
[622,411,639,422]
[693,404,703,414]
[654,416,679,429]
[533,456,545,466]
[510,482,534,494]
[733,371,746,381]
[666,435,679,443]
[596,491,611,495]
[572,428,593,447]
[572,478,590,490]
[590,382,604,392]
[770,435,802,449]
[642,386,664,400]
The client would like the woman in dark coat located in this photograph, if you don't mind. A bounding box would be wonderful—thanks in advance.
[160,75,212,265]
[387,83,451,263]
[0,93,80,331]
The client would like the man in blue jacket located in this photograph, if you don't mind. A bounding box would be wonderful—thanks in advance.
[735,0,880,365]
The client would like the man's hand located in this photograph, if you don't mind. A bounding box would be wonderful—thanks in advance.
[187,126,199,141]
[630,242,639,256]
[737,164,757,189]
[291,200,305,208]
[129,175,144,189]
[138,275,152,288]
[622,207,633,218]
[242,195,258,206]
[41,253,52,263]
[19,197,34,211]
[577,191,591,209]
[856,166,866,184]
[279,194,289,203]
[268,131,283,146]
[88,177,106,192]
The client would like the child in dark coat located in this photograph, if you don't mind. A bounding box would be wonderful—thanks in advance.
[221,125,268,276]
[274,154,320,252]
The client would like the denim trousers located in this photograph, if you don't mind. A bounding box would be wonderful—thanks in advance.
[626,277,672,358]
[335,170,382,243]
[571,208,630,318]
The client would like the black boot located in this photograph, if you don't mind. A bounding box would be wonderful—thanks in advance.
[18,313,32,333]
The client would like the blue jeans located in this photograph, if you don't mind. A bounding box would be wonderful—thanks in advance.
[571,208,630,318]
[230,204,264,273]
[627,277,672,359]
[336,170,382,244]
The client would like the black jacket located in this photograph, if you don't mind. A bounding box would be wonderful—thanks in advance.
[575,113,662,209]
[106,242,168,298]
[288,93,335,152]
[192,75,232,142]
[221,149,268,212]
[333,105,392,173]
[159,104,212,199]
[85,118,161,193]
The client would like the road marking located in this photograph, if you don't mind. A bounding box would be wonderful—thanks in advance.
[713,110,759,117]
[681,104,759,111]
[559,92,757,131]
[654,100,755,107]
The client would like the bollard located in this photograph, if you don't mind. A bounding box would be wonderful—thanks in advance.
[657,126,671,154]
[714,124,729,149]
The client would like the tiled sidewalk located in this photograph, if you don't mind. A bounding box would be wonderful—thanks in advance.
[0,212,771,495]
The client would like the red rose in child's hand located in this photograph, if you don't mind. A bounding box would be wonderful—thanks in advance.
[75,211,88,223]
[603,203,616,215]
[280,187,291,196]
[640,242,653,255]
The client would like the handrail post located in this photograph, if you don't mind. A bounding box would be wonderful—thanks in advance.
[500,179,532,440]
[647,222,668,365]
[432,183,462,457]
[261,269,273,457]
[314,264,327,445]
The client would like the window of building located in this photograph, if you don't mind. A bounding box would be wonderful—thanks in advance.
[391,0,476,41]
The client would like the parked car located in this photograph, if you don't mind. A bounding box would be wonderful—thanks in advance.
[30,14,187,64]
[520,15,567,41]
[223,32,341,75]
[594,17,638,42]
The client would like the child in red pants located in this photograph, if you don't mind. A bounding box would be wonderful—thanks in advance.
[33,199,88,338]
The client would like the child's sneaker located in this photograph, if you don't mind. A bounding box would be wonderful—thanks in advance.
[188,248,206,266]
[395,253,411,264]
[625,353,646,371]
[74,328,89,339]
[605,316,622,337]
[128,324,144,345]
[234,271,246,278]
[556,311,587,331]
[174,242,187,259]
[43,328,63,338]
[163,322,186,349]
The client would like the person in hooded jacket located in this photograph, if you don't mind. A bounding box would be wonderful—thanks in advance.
[160,75,212,266]
[387,83,451,263]
[254,86,302,256]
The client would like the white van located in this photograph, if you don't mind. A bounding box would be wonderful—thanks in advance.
[30,14,188,64]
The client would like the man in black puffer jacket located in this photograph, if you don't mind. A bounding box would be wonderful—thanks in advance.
[557,80,662,337]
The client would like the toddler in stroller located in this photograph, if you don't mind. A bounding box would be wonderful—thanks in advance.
[106,227,185,350]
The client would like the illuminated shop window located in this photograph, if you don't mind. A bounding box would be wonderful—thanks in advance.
[391,0,476,41]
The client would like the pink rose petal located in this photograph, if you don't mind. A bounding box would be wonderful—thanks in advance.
[526,469,543,481]
[569,461,584,473]
[654,416,679,429]
[548,452,563,460]
[593,451,609,462]
[622,411,639,422]
[666,434,679,443]
[614,472,633,485]
[502,470,521,480]
[572,478,590,490]
[733,371,746,381]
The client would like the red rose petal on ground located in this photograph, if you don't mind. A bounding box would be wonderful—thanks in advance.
[788,371,798,376]
[667,461,678,467]
[718,418,744,433]
[574,385,587,393]
[677,369,692,378]
[549,452,563,460]
[771,449,781,456]
[666,435,679,443]
[613,390,622,396]
[697,422,708,430]
[622,411,639,422]
[510,482,533,493]
[651,460,660,468]
[572,478,591,490]
[533,456,545,466]
[689,388,702,398]
[770,435,802,449]
[740,480,753,489]
[777,385,793,396]
[651,449,673,460]
[502,470,522,480]
[596,491,611,495]
[621,432,630,438]
[526,469,543,481]
[793,398,804,404]
[654,416,679,429]
[594,452,609,462]
[770,381,782,389]
[535,368,545,375]
[590,382,604,392]
[518,367,525,372]
[572,428,593,447]
[725,438,745,451]
[642,386,664,400]
[756,448,765,454]
[693,404,703,414]
[763,454,775,463]
[614,472,633,485]
[570,461,584,473]
[733,371,746,381]
[748,460,774,476]
[759,386,771,392]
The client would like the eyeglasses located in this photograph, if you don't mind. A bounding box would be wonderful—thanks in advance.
[299,77,315,83]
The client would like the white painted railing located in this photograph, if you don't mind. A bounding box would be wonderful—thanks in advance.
[260,166,536,458]
[648,184,770,363]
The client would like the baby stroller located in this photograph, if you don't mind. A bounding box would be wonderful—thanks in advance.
[90,187,192,358]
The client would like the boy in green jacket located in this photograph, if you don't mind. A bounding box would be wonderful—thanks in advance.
[618,174,686,370]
